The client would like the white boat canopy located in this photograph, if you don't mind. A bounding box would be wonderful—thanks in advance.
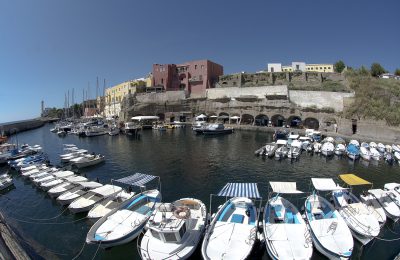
[131,116,160,121]
[276,140,287,145]
[196,114,207,119]
[311,178,346,191]
[230,116,240,119]
[79,182,103,189]
[269,182,303,194]
[209,115,218,118]
[114,173,157,187]
[299,137,312,141]
[217,183,261,199]
[92,185,122,197]
[288,134,300,139]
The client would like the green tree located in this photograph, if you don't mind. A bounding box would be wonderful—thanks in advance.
[370,63,386,77]
[334,60,346,73]
[395,68,400,76]
[358,66,370,76]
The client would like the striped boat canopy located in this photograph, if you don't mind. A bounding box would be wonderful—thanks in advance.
[114,173,157,187]
[217,183,261,199]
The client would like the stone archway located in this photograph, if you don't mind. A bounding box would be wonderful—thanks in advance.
[255,114,269,126]
[271,114,286,127]
[303,117,319,130]
[287,115,302,128]
[218,112,230,123]
[241,114,254,125]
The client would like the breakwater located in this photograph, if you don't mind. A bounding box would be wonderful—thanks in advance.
[0,119,46,136]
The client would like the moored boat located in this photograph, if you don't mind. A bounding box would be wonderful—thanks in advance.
[138,198,207,260]
[263,182,313,260]
[202,183,259,260]
[305,178,354,259]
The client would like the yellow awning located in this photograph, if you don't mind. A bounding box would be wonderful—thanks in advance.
[339,174,371,186]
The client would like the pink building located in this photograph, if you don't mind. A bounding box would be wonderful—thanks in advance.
[152,59,223,96]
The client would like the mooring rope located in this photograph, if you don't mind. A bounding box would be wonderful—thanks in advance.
[71,240,87,260]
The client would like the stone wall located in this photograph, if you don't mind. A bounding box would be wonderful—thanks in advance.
[289,90,354,112]
[135,91,186,104]
[206,85,288,100]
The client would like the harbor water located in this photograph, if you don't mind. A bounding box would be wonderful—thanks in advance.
[0,124,399,259]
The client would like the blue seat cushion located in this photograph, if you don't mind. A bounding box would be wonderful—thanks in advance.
[231,214,244,224]
[286,211,294,223]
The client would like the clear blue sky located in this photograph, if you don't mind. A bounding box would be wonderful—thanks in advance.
[1,0,399,123]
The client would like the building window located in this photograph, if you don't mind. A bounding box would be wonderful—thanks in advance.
[161,78,164,84]
[195,65,197,70]
[296,65,300,70]
[324,67,326,69]
[271,67,274,72]
[328,67,331,69]
[320,67,322,70]
[201,65,204,70]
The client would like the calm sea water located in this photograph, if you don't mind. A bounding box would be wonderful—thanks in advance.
[0,124,399,260]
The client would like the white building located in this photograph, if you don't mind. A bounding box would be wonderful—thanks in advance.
[267,63,282,73]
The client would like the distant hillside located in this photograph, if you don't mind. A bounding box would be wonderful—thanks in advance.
[344,71,400,126]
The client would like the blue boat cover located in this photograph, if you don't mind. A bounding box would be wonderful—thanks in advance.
[347,144,359,154]
[217,183,261,198]
[114,173,157,187]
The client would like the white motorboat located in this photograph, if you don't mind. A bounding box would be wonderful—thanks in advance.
[260,143,278,157]
[70,154,105,168]
[370,147,381,161]
[384,183,400,196]
[367,189,400,221]
[392,144,400,153]
[369,142,377,148]
[124,122,141,135]
[202,183,259,260]
[287,140,302,159]
[85,127,107,137]
[332,188,380,244]
[385,145,392,153]
[287,134,300,147]
[139,198,207,260]
[57,130,67,137]
[305,178,354,259]
[274,140,288,159]
[360,146,371,161]
[377,143,386,153]
[57,182,103,205]
[33,170,73,187]
[321,141,335,157]
[68,184,122,213]
[334,144,346,156]
[86,189,161,248]
[394,152,400,163]
[87,190,135,219]
[47,176,88,198]
[359,192,387,226]
[263,182,313,260]
[108,127,120,136]
[0,175,13,191]
[299,136,313,150]
[39,171,76,191]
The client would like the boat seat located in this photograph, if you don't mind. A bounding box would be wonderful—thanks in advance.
[273,205,284,220]
[230,214,244,224]
[285,211,294,223]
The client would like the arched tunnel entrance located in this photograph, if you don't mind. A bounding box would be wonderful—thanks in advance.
[271,114,286,127]
[255,114,269,126]
[303,117,319,130]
